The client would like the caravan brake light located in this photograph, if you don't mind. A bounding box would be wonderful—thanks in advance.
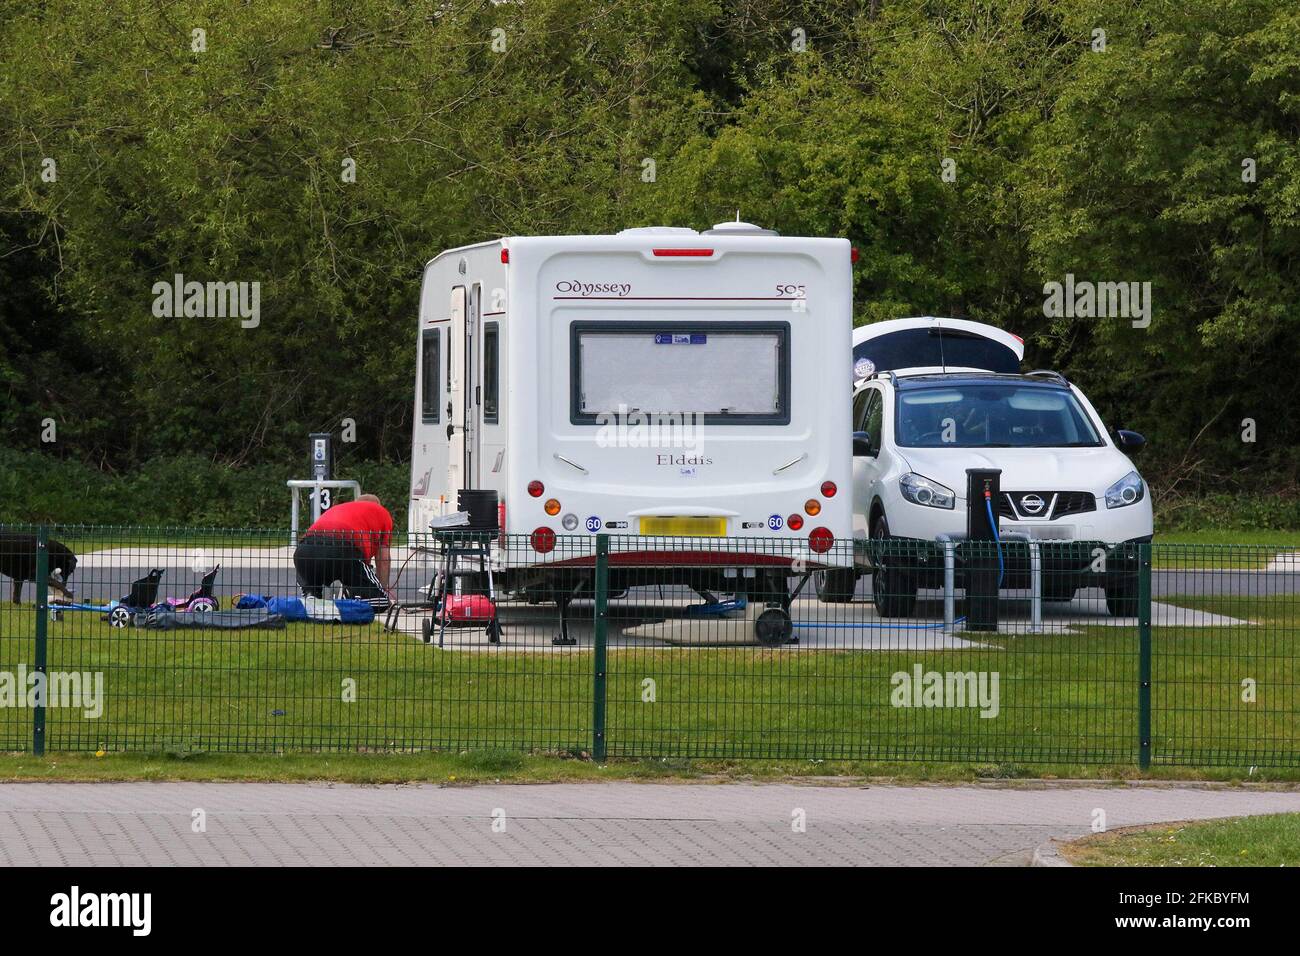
[501,249,509,264]
[787,514,804,531]
[652,248,713,257]
[527,480,544,497]
[821,481,837,498]
[809,527,834,553]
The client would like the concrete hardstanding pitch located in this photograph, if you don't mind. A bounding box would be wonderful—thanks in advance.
[0,782,1296,866]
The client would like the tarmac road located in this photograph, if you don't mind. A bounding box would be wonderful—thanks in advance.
[36,545,1300,605]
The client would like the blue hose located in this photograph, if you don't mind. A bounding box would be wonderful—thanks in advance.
[985,495,1005,588]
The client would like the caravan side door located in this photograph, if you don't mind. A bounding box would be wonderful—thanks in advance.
[446,283,482,495]
[446,286,466,493]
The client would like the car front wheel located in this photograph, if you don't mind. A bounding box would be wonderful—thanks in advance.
[815,568,858,603]
[870,515,917,618]
[1105,574,1140,617]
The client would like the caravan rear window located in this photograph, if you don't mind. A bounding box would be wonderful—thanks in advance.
[571,322,789,424]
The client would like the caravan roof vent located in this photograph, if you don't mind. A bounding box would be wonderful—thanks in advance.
[617,226,699,236]
[703,220,780,236]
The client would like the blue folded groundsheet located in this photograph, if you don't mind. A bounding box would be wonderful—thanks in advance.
[234,594,375,624]
[139,607,285,630]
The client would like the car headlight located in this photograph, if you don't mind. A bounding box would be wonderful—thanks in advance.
[900,473,955,510]
[1105,471,1145,509]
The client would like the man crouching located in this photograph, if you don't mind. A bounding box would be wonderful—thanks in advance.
[292,494,394,610]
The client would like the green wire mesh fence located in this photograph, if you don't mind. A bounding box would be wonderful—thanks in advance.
[0,525,1295,767]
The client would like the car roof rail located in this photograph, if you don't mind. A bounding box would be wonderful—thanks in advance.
[1024,369,1070,386]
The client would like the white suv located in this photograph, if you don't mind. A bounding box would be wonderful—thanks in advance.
[817,318,1153,617]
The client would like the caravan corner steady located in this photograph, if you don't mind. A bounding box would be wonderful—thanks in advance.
[409,221,854,596]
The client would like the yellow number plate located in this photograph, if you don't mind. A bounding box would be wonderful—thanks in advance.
[638,516,727,537]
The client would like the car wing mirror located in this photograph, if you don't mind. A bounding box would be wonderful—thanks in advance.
[1115,429,1146,452]
[852,430,873,457]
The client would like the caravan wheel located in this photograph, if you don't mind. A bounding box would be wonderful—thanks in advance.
[754,606,792,647]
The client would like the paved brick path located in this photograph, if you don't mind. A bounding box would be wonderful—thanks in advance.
[0,782,1296,866]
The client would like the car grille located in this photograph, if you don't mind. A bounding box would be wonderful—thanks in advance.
[997,491,1096,521]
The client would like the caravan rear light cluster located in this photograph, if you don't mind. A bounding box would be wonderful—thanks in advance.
[821,481,837,498]
[809,527,834,553]
[544,498,562,516]
[527,481,544,497]
[531,527,556,553]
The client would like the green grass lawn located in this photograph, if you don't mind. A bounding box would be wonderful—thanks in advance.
[3,751,1297,784]
[1063,812,1300,866]
[1157,531,1300,547]
[1152,533,1300,570]
[1,587,1295,778]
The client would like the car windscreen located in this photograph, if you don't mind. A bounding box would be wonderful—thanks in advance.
[895,383,1103,448]
[571,322,789,424]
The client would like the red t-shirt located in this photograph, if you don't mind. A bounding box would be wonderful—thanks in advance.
[306,500,393,562]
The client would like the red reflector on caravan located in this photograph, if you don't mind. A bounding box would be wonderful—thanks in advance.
[652,248,714,257]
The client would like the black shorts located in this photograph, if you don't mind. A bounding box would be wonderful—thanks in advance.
[293,534,389,609]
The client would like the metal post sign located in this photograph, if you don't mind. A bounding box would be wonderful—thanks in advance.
[309,432,334,515]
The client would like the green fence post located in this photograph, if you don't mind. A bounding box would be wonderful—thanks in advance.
[592,533,608,761]
[33,525,49,757]
[1137,542,1152,770]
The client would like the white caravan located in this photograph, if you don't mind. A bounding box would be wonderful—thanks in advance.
[408,222,854,596]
